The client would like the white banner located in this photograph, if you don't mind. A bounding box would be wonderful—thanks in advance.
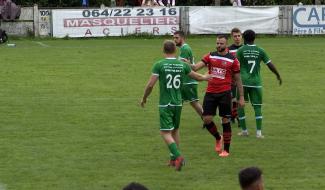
[189,7,279,34]
[52,7,179,38]
[293,6,325,35]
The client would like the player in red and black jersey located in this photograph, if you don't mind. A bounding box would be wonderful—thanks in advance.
[228,28,243,127]
[191,35,245,157]
[229,28,243,57]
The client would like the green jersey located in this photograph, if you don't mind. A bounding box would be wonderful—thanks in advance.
[152,58,191,107]
[236,44,271,88]
[178,44,198,85]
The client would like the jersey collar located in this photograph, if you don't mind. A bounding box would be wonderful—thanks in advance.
[181,43,188,48]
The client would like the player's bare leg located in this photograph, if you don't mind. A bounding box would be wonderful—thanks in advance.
[190,100,203,119]
[171,129,180,146]
[161,130,184,170]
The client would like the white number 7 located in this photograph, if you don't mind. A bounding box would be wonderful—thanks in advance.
[248,60,256,74]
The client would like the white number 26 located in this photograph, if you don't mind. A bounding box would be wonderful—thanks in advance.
[166,74,181,89]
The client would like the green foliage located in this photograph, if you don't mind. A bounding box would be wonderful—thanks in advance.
[239,0,315,5]
[274,0,313,5]
[14,0,323,6]
[15,0,111,7]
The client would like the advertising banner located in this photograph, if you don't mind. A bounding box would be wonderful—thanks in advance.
[189,7,279,34]
[52,7,179,38]
[293,6,325,35]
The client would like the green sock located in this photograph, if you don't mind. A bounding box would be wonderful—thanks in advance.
[238,107,247,130]
[168,143,181,159]
[170,153,176,161]
[256,118,262,130]
[254,105,262,130]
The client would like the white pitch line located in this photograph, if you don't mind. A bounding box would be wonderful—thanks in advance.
[34,41,51,47]
[0,183,7,190]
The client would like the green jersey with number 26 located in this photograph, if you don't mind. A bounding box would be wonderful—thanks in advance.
[236,44,271,88]
[152,58,191,107]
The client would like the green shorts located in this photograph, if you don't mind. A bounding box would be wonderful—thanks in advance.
[159,106,182,131]
[239,87,263,106]
[181,84,199,102]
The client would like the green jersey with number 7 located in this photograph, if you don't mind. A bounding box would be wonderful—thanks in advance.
[236,44,271,88]
[152,58,191,107]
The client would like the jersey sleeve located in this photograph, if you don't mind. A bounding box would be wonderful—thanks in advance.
[201,53,210,65]
[260,48,271,64]
[151,62,160,76]
[180,47,191,60]
[180,46,195,65]
[232,58,240,73]
[183,62,191,75]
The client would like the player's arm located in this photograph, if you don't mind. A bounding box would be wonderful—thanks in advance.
[140,75,158,107]
[188,71,211,81]
[190,61,206,71]
[182,60,205,71]
[234,72,245,108]
[267,62,282,85]
[261,48,282,85]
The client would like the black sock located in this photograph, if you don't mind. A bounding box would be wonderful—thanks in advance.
[204,121,221,140]
[222,122,232,152]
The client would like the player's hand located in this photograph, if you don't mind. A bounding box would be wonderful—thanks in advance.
[277,76,282,85]
[140,98,146,108]
[204,74,213,81]
[181,58,190,63]
[238,96,245,108]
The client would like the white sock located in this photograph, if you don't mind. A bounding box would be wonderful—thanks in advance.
[256,130,262,136]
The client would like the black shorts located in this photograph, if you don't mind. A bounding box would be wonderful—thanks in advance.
[202,91,232,118]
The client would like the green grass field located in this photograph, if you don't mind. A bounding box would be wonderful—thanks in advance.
[0,36,324,190]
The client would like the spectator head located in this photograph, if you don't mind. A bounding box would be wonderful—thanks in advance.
[173,30,185,47]
[216,34,228,53]
[238,167,264,190]
[123,182,149,190]
[163,40,176,54]
[243,29,256,44]
[231,27,242,45]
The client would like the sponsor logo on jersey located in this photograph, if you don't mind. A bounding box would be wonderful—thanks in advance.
[211,67,226,79]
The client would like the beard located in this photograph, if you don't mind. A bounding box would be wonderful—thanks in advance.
[175,42,181,47]
[217,47,226,52]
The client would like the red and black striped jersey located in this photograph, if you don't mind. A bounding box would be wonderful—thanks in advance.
[202,51,240,93]
[228,44,243,57]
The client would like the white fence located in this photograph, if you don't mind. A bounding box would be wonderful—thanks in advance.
[0,7,34,36]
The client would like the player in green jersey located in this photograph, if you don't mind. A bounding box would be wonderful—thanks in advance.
[140,40,210,171]
[173,31,203,118]
[236,30,282,138]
